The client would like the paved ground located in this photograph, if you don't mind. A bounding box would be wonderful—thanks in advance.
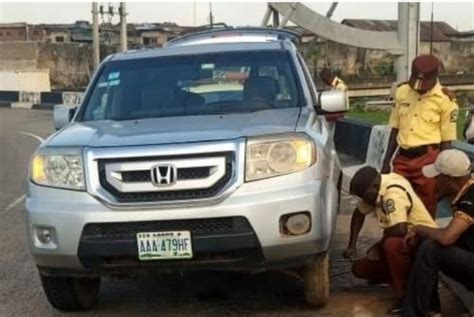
[0,108,468,316]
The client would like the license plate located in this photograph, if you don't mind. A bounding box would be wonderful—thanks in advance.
[136,231,193,261]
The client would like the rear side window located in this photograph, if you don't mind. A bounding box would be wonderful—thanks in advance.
[80,50,303,121]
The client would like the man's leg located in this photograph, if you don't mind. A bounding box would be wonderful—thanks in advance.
[393,148,439,217]
[402,240,474,317]
[411,174,438,218]
[408,147,439,217]
[382,237,413,298]
[392,153,410,177]
[352,258,391,285]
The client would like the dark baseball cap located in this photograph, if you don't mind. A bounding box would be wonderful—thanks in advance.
[408,55,440,92]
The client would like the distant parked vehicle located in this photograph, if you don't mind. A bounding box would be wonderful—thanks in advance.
[26,27,348,311]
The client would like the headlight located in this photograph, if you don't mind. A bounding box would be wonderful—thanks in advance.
[246,133,315,181]
[30,148,85,190]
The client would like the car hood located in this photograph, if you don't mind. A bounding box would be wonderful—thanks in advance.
[46,108,301,147]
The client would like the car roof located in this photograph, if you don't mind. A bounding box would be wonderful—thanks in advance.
[111,41,291,62]
[165,27,299,47]
[109,27,297,62]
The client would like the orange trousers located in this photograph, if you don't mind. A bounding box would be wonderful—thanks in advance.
[352,237,413,298]
[392,146,439,217]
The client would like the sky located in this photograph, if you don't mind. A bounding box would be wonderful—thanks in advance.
[0,2,473,32]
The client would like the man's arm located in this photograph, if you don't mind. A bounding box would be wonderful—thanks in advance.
[381,128,399,173]
[384,222,408,237]
[439,96,459,150]
[343,208,366,259]
[413,216,471,246]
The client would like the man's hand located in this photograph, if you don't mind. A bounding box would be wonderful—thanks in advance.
[366,244,382,261]
[403,230,418,250]
[343,246,357,261]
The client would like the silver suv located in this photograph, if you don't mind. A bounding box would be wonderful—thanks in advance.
[26,28,348,311]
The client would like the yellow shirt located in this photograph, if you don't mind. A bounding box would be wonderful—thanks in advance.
[357,173,437,229]
[331,77,348,92]
[388,82,458,149]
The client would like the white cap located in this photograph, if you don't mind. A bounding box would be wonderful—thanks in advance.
[422,149,471,178]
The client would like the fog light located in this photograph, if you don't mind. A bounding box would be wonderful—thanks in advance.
[37,226,53,243]
[33,225,57,249]
[281,212,311,236]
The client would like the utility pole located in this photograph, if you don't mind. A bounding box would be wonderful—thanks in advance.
[396,2,420,82]
[430,2,434,55]
[326,2,338,19]
[92,2,100,70]
[119,2,127,51]
[209,2,214,28]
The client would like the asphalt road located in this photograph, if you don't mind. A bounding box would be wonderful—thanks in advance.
[0,108,467,317]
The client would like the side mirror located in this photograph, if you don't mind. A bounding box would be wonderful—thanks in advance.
[317,90,349,114]
[53,105,76,130]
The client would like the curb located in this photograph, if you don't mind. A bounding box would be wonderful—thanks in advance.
[0,90,83,109]
[2,102,57,110]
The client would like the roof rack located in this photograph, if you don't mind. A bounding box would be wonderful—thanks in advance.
[165,27,300,47]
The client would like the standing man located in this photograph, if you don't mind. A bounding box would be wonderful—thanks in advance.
[381,55,459,217]
[320,68,348,92]
[402,149,474,316]
[344,166,437,305]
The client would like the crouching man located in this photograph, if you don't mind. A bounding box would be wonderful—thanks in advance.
[343,166,437,309]
[402,149,474,316]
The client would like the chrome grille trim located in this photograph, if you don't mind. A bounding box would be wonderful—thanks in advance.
[84,138,245,209]
[104,157,226,192]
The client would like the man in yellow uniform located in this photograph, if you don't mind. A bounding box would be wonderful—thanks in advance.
[381,55,459,217]
[343,166,436,308]
[320,68,348,92]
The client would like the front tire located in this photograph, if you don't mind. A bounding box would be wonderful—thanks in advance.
[303,252,330,307]
[39,272,100,311]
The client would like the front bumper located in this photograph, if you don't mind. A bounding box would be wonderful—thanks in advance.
[26,171,337,274]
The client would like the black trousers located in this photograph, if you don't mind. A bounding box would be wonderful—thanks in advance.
[402,239,474,317]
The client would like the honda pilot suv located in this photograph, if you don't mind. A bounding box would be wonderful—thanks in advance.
[26,28,348,311]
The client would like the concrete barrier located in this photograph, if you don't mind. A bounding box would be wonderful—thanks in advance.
[337,119,474,192]
[62,92,84,105]
[0,91,19,102]
[40,91,63,105]
[0,90,84,108]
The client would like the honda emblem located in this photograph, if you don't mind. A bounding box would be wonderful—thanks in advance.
[150,164,177,187]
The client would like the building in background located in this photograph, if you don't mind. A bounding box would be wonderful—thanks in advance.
[0,19,473,91]
[0,23,29,41]
[341,19,460,43]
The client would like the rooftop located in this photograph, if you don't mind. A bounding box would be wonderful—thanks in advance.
[341,19,459,42]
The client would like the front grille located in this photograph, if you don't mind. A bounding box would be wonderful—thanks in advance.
[81,217,252,240]
[98,153,234,203]
[121,167,210,183]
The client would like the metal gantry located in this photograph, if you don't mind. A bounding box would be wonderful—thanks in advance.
[263,2,420,82]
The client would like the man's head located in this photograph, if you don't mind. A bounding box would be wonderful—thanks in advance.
[408,55,440,94]
[320,68,334,86]
[422,149,472,198]
[350,166,381,205]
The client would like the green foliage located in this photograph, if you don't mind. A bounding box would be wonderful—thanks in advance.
[374,61,395,77]
[347,108,467,140]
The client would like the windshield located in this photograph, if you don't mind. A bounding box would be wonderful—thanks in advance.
[80,50,302,121]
